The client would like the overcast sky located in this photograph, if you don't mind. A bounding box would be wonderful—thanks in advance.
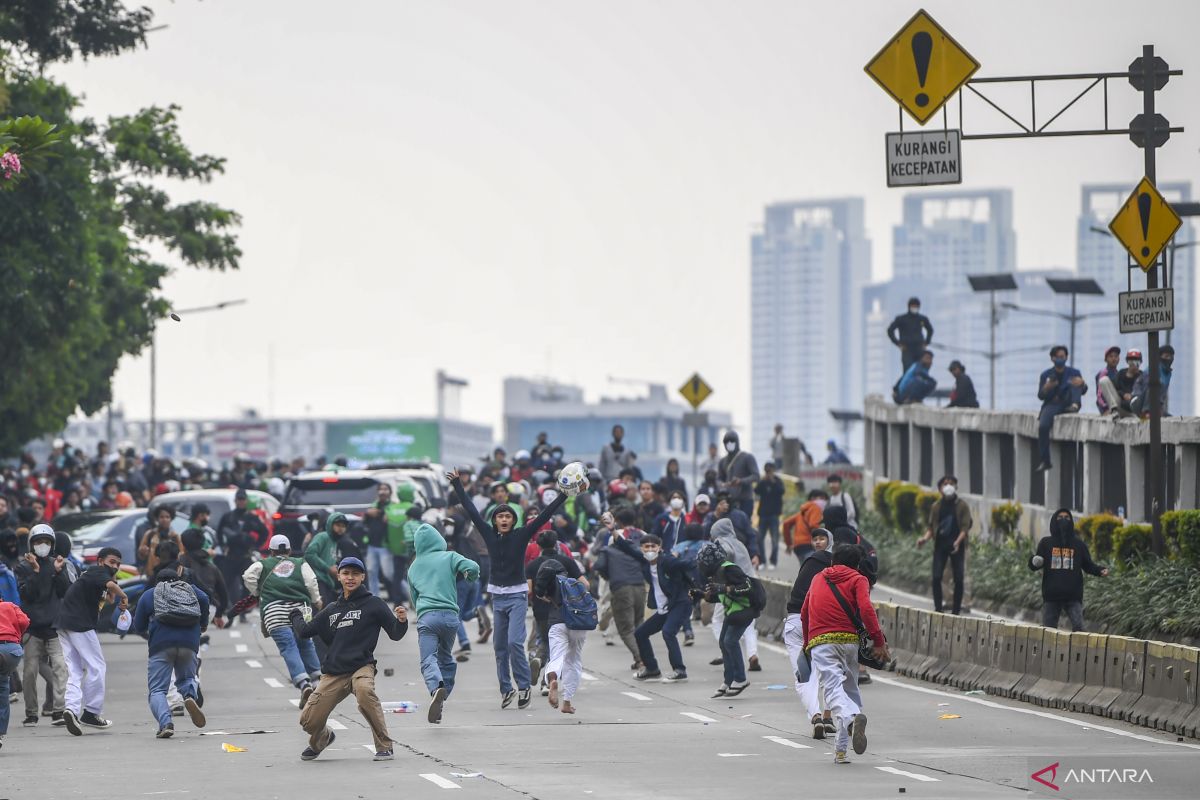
[54,0,1200,440]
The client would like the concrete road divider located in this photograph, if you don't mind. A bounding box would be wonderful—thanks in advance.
[1128,643,1199,733]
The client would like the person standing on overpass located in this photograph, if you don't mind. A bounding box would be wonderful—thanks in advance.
[1035,345,1088,472]
[887,296,934,374]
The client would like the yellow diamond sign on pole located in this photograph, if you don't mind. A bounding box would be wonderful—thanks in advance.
[1108,177,1182,271]
[679,373,713,411]
[865,9,980,125]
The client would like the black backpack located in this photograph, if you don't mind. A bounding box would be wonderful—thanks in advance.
[747,576,768,616]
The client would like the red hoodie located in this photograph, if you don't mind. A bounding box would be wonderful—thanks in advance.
[800,565,884,651]
[0,599,30,643]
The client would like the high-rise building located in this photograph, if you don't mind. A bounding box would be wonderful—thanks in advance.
[893,189,1016,281]
[1077,183,1193,416]
[750,199,871,462]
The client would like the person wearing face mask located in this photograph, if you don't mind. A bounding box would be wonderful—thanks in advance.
[598,424,636,482]
[652,493,688,552]
[1035,345,1088,472]
[55,547,129,735]
[305,512,351,606]
[613,531,695,683]
[1030,509,1108,631]
[1098,349,1142,418]
[718,432,760,518]
[1130,344,1175,417]
[754,464,785,569]
[887,296,935,374]
[917,476,972,615]
[656,459,688,506]
[783,490,827,563]
[1094,346,1122,414]
[15,525,71,727]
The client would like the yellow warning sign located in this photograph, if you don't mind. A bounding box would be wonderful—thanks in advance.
[1108,177,1181,271]
[678,373,713,411]
[865,9,980,125]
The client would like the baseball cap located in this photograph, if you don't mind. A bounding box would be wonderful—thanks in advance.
[695,493,711,506]
[1127,349,1143,361]
[337,556,366,572]
[269,534,291,551]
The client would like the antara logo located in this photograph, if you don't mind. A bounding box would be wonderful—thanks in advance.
[1031,762,1060,791]
[1031,761,1154,791]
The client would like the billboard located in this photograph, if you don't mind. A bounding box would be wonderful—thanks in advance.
[324,420,440,464]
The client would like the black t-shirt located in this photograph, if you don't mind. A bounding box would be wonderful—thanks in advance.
[936,499,960,547]
[57,565,114,633]
[525,553,581,622]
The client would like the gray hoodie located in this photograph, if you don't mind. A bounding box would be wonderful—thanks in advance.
[710,518,753,574]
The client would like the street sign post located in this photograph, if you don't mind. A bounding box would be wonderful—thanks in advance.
[678,373,713,411]
[1108,177,1182,271]
[1119,289,1174,333]
[865,9,980,125]
[886,129,961,186]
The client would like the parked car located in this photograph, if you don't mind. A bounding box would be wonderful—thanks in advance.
[276,469,430,549]
[52,509,189,565]
[148,488,279,535]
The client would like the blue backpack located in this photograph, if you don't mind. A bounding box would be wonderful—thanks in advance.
[556,575,598,631]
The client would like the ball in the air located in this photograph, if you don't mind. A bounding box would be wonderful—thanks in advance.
[557,461,589,497]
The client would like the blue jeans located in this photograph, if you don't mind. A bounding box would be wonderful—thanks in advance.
[366,546,395,598]
[269,625,321,686]
[148,647,198,729]
[0,641,25,735]
[1038,401,1072,465]
[719,615,752,685]
[418,610,461,695]
[635,601,692,674]
[897,373,937,404]
[456,578,479,648]
[491,592,531,694]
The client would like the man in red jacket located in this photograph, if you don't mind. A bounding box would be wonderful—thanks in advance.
[801,544,889,765]
[0,596,31,750]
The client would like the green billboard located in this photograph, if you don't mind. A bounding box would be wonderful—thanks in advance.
[325,420,440,464]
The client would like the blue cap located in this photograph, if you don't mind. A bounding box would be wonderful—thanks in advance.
[337,556,366,572]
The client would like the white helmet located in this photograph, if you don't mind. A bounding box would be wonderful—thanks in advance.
[515,449,531,462]
[30,523,55,542]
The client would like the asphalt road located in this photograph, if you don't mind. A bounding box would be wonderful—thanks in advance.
[3,607,1195,800]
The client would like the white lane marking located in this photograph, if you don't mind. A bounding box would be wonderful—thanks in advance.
[289,698,300,707]
[327,719,347,730]
[245,659,263,669]
[877,766,940,782]
[229,630,242,638]
[621,692,652,702]
[419,774,462,789]
[763,735,811,749]
[235,644,248,653]
[263,678,284,688]
[580,672,599,681]
[680,712,717,723]
[361,744,376,753]
[717,753,757,757]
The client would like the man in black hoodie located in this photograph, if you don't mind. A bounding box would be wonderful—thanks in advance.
[291,556,408,762]
[1030,509,1108,631]
[447,468,568,710]
[887,296,934,373]
[16,525,71,726]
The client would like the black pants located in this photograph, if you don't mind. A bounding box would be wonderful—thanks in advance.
[931,546,965,615]
[901,342,924,372]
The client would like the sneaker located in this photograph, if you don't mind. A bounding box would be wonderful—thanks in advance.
[709,657,724,666]
[501,690,516,709]
[196,684,204,708]
[51,712,66,727]
[683,634,695,647]
[824,718,836,735]
[170,705,185,717]
[858,671,872,685]
[23,714,38,727]
[662,671,688,683]
[724,680,750,697]
[299,728,335,759]
[517,688,532,709]
[1034,461,1052,472]
[748,655,762,672]
[477,625,492,645]
[156,724,174,739]
[811,714,825,740]
[631,661,643,670]
[455,645,471,663]
[300,682,314,710]
[834,750,850,765]
[539,682,549,697]
[528,657,542,686]
[62,709,83,736]
[374,749,394,761]
[41,707,54,717]
[428,686,447,724]
[710,684,728,699]
[184,697,206,729]
[851,713,868,754]
[79,711,111,729]
[634,668,662,681]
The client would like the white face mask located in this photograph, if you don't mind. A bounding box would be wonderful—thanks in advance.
[643,550,659,562]
[814,498,828,510]
[724,442,737,453]
[941,484,956,498]
[669,498,684,511]
[33,543,52,558]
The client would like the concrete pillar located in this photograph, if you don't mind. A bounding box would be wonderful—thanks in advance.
[1015,434,1034,504]
[1045,440,1072,510]
[863,420,875,475]
[1125,444,1147,521]
[887,423,903,479]
[1081,441,1105,514]
[932,427,948,485]
[954,429,973,493]
[909,423,924,486]
[982,433,1004,498]
[1179,444,1200,511]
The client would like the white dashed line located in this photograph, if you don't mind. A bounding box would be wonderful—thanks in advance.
[361,744,376,753]
[245,660,263,669]
[327,719,347,730]
[680,712,717,723]
[876,766,940,782]
[289,698,300,707]
[419,774,461,789]
[263,678,284,688]
[717,753,757,757]
[235,644,248,653]
[229,630,242,638]
[580,672,599,682]
[763,735,811,749]
[621,692,652,702]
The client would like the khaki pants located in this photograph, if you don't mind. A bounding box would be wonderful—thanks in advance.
[608,584,646,663]
[300,664,391,753]
[22,633,67,714]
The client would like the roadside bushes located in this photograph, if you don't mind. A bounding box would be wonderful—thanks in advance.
[990,501,1023,541]
[1078,513,1121,560]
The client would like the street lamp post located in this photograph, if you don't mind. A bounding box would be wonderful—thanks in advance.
[967,274,1018,409]
[149,299,248,448]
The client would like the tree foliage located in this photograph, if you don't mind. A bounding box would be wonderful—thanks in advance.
[0,2,240,456]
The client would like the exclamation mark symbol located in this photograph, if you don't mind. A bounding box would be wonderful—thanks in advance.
[692,377,701,396]
[912,31,933,108]
[1137,191,1152,257]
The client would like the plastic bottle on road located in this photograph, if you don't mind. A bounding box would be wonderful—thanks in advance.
[381,701,418,713]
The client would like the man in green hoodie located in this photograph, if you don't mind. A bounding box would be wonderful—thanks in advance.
[407,523,479,724]
[305,513,349,606]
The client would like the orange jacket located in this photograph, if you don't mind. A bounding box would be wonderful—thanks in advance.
[782,501,824,551]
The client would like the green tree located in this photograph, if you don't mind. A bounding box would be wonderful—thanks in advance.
[0,2,240,456]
